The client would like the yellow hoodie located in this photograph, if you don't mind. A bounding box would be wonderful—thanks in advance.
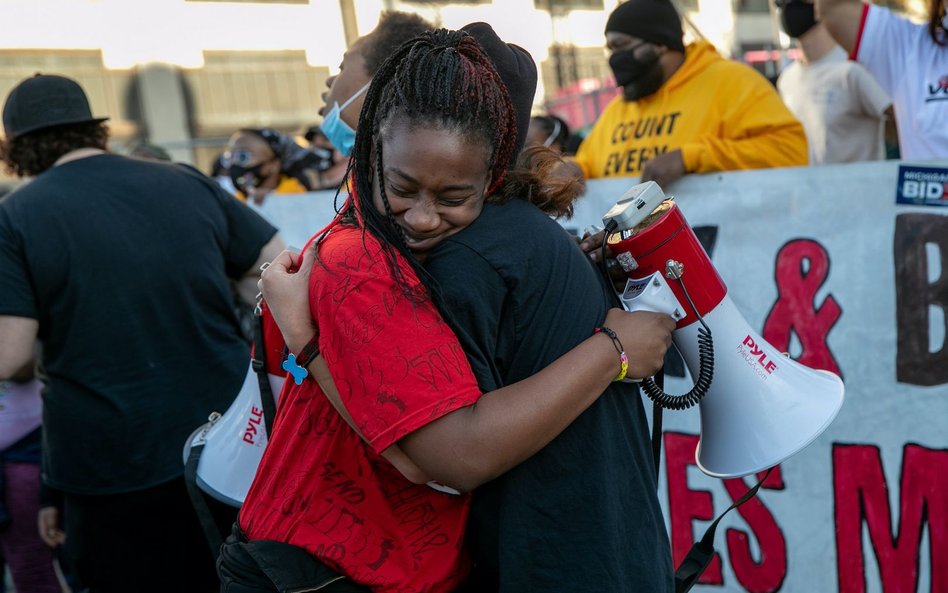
[575,41,807,179]
[234,175,308,202]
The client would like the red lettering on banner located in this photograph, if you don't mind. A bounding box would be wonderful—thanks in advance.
[667,433,789,590]
[666,432,722,584]
[723,471,788,593]
[833,443,948,593]
[762,239,842,375]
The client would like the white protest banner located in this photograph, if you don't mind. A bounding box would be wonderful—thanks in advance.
[253,159,948,593]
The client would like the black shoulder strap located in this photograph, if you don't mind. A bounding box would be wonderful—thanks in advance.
[646,373,773,593]
[184,443,225,557]
[650,372,665,482]
[674,468,773,593]
[252,313,278,438]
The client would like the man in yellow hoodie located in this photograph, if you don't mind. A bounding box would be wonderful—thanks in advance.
[574,0,808,187]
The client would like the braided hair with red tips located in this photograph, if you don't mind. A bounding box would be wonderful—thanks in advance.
[343,28,518,297]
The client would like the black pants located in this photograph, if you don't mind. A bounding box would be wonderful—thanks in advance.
[218,525,370,593]
[63,476,235,593]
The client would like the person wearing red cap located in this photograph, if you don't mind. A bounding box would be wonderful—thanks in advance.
[573,0,808,188]
[0,73,285,593]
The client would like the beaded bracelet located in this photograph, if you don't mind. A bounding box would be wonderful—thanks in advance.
[594,326,629,382]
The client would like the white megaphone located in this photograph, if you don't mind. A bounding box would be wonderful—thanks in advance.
[182,362,285,507]
[602,182,844,479]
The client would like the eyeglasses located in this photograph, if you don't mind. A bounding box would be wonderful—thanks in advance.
[222,149,255,168]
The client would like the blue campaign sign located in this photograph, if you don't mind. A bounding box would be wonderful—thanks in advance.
[895,164,948,206]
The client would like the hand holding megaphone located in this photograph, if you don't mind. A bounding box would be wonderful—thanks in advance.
[601,307,677,381]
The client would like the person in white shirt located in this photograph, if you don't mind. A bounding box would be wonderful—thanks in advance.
[777,0,895,164]
[817,0,948,161]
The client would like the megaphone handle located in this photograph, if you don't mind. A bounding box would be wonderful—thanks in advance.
[621,273,715,412]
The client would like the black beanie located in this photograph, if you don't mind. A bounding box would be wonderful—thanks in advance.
[605,0,685,53]
[462,22,538,165]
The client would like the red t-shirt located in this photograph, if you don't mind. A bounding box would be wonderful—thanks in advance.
[240,225,482,593]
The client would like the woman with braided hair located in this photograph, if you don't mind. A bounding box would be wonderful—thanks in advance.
[223,29,675,593]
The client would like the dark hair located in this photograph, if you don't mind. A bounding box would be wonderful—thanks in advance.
[530,114,571,153]
[362,11,434,76]
[502,145,582,219]
[0,121,108,177]
[930,0,947,46]
[345,29,516,294]
[328,28,581,302]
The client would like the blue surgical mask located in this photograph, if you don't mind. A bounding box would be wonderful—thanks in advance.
[321,82,370,157]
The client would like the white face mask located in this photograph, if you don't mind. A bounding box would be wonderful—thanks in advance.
[321,82,370,157]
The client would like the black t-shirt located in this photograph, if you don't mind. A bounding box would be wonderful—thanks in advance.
[425,199,674,593]
[0,154,277,494]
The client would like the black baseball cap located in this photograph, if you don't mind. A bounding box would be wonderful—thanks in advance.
[3,74,109,140]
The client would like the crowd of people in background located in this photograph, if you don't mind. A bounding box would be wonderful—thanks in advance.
[72,0,943,208]
[0,0,944,591]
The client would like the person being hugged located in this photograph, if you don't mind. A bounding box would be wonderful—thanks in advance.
[223,28,676,593]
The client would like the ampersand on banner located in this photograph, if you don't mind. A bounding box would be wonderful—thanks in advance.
[762,239,842,376]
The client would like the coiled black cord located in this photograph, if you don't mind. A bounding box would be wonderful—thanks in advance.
[642,325,714,410]
[640,276,715,410]
[596,221,715,410]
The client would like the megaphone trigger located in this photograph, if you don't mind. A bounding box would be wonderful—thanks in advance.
[619,272,686,323]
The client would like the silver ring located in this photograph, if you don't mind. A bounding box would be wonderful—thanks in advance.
[259,262,270,272]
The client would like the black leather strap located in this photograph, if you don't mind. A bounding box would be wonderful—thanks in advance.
[674,468,774,593]
[252,313,278,438]
[184,442,224,557]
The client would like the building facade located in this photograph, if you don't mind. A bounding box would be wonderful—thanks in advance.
[0,0,923,182]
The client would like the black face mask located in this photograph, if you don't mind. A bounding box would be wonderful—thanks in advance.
[609,44,665,101]
[780,3,818,38]
[229,163,267,196]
